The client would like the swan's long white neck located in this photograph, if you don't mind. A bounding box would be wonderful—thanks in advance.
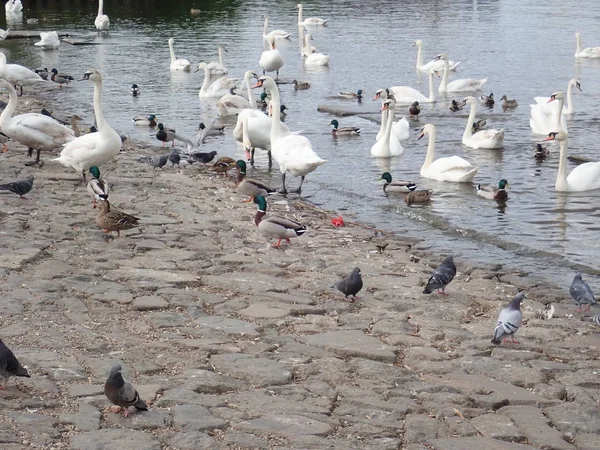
[297,5,303,24]
[440,59,450,91]
[218,46,224,65]
[554,96,565,133]
[265,80,283,141]
[556,138,569,191]
[200,65,210,93]
[97,0,104,16]
[263,15,269,36]
[303,34,311,54]
[92,77,108,133]
[377,104,388,140]
[463,101,477,141]
[298,25,305,55]
[244,71,257,110]
[427,70,435,102]
[168,40,176,63]
[415,42,423,69]
[382,106,394,147]
[565,82,575,114]
[576,34,582,54]
[241,115,251,149]
[0,80,17,127]
[423,127,437,168]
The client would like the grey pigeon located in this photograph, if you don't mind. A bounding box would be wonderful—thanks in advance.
[138,154,168,169]
[423,255,456,295]
[582,315,600,326]
[0,338,30,389]
[570,273,597,312]
[189,150,217,165]
[335,267,363,300]
[104,364,148,417]
[0,175,34,197]
[491,292,525,345]
[168,148,181,166]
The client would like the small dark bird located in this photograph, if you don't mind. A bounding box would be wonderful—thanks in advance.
[471,119,487,133]
[104,364,148,417]
[409,101,420,119]
[50,68,75,87]
[34,67,49,80]
[449,99,463,112]
[0,175,34,198]
[534,144,550,161]
[334,267,363,301]
[168,148,181,166]
[138,154,169,169]
[190,150,217,165]
[198,122,225,137]
[279,104,288,120]
[481,92,495,107]
[423,255,456,295]
[491,292,524,345]
[130,84,140,96]
[570,273,597,312]
[40,108,69,125]
[0,339,30,390]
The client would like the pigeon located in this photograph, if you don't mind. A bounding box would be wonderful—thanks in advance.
[168,148,181,166]
[138,154,168,169]
[0,175,34,198]
[334,267,363,300]
[570,273,597,312]
[0,338,30,389]
[423,255,456,295]
[189,150,217,165]
[491,292,525,345]
[104,364,148,417]
[582,315,600,326]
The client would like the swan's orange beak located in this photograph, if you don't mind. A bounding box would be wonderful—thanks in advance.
[373,93,380,101]
[380,104,389,112]
[252,80,264,89]
[543,135,556,141]
[547,96,556,103]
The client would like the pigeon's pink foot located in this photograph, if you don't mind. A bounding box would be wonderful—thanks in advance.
[122,408,130,417]
[0,385,6,391]
[511,338,520,344]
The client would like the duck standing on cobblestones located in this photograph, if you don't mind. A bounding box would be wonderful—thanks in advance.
[96,200,140,237]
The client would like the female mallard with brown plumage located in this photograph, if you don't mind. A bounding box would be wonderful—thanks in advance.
[253,196,306,248]
[86,166,109,208]
[405,190,432,205]
[210,156,237,176]
[236,160,276,202]
[96,200,140,237]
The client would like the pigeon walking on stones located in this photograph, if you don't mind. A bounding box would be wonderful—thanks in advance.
[104,364,148,417]
[189,150,217,165]
[582,315,600,326]
[423,255,456,295]
[0,175,34,198]
[334,267,363,301]
[491,292,525,345]
[168,148,181,167]
[138,154,169,169]
[0,339,30,389]
[570,273,597,312]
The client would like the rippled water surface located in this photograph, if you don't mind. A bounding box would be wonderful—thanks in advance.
[2,0,600,289]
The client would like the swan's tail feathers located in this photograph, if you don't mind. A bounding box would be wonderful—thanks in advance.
[51,155,70,168]
[356,129,362,135]
[480,78,488,87]
[452,61,461,70]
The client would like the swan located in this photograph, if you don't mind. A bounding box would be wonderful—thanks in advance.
[545,131,600,192]
[374,89,410,142]
[53,70,121,182]
[217,71,257,116]
[5,0,22,13]
[575,32,600,59]
[254,75,326,195]
[530,88,576,136]
[168,38,191,72]
[461,96,504,149]
[0,52,45,96]
[207,44,228,75]
[94,0,110,31]
[418,123,478,182]
[387,69,436,104]
[259,36,284,79]
[263,14,290,41]
[437,54,487,93]
[34,31,60,50]
[371,99,404,157]
[413,40,459,72]
[0,79,74,166]
[0,29,8,40]
[195,62,238,98]
[303,33,330,66]
[297,3,328,26]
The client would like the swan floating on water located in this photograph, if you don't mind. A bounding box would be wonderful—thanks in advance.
[303,33,330,66]
[34,31,60,50]
[461,96,504,149]
[94,0,109,31]
[207,44,228,75]
[574,32,600,59]
[530,80,580,136]
[263,14,290,41]
[259,35,284,79]
[373,89,409,142]
[297,3,328,26]
[387,69,436,104]
[436,54,487,93]
[371,98,404,157]
[168,38,191,72]
[217,71,257,116]
[195,62,238,98]
[413,40,459,72]
[5,0,22,13]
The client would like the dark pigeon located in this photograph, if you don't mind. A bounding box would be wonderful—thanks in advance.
[334,267,363,300]
[168,148,181,166]
[423,255,456,295]
[0,339,30,389]
[0,175,34,197]
[491,292,525,345]
[570,273,597,312]
[189,150,217,165]
[104,364,148,417]
[138,154,168,169]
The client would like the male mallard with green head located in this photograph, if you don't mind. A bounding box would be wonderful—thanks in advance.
[380,172,416,194]
[236,160,276,202]
[477,179,509,201]
[86,166,109,208]
[96,200,140,237]
[132,114,158,127]
[330,120,361,136]
[253,196,306,248]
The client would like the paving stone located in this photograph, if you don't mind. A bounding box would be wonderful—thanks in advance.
[7,412,59,444]
[182,368,248,393]
[469,413,525,441]
[428,437,537,450]
[172,405,228,432]
[209,353,292,387]
[302,330,397,363]
[58,402,101,431]
[239,302,291,319]
[70,429,161,450]
[403,414,450,443]
[164,431,227,450]
[234,414,332,437]
[194,316,260,336]
[544,404,600,434]
[132,295,169,311]
[155,388,226,408]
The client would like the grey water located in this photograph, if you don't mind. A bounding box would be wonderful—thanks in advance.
[2,0,600,292]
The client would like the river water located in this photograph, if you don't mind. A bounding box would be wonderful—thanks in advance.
[2,0,600,290]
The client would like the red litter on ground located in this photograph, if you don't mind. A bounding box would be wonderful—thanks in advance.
[331,216,345,228]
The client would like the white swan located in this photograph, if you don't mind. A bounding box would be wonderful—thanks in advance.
[53,70,121,182]
[94,0,109,31]
[0,52,45,95]
[207,44,228,75]
[263,14,290,41]
[195,62,237,98]
[546,131,600,192]
[413,40,459,72]
[530,86,576,136]
[168,38,191,72]
[5,0,22,13]
[254,76,326,194]
[0,79,74,165]
[437,54,487,93]
[574,32,600,59]
[418,123,478,182]
[374,89,409,142]
[303,33,330,66]
[34,31,60,50]
[217,71,256,116]
[259,36,284,79]
[387,69,436,104]
[296,3,328,26]
[0,29,9,40]
[461,96,504,149]
[371,99,404,157]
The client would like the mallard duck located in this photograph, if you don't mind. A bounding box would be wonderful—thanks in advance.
[477,179,509,201]
[471,119,487,133]
[86,166,109,208]
[132,114,157,127]
[278,104,288,121]
[500,95,518,109]
[330,119,361,136]
[190,8,201,16]
[409,101,420,119]
[130,84,140,96]
[258,92,269,109]
[449,99,463,112]
[70,115,83,137]
[405,190,432,205]
[292,80,310,90]
[34,67,48,80]
[156,123,176,147]
[198,122,225,137]
[96,200,140,237]
[534,143,550,161]
[380,172,416,194]
[253,195,307,248]
[480,92,495,107]
[338,89,363,100]
[236,160,276,202]
[50,68,74,87]
[209,156,236,175]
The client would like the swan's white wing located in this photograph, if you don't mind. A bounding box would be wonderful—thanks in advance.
[219,93,250,110]
[530,102,568,135]
[305,53,329,66]
[273,134,326,176]
[428,155,473,172]
[392,118,410,141]
[11,114,74,140]
[58,133,99,158]
[389,86,426,103]
[447,78,487,92]
[567,162,600,191]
